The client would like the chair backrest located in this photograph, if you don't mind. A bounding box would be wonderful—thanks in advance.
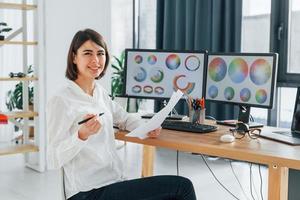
[60,168,67,200]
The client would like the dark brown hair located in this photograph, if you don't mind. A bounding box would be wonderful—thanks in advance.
[65,29,110,80]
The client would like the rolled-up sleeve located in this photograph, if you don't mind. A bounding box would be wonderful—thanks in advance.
[110,100,142,132]
[46,97,87,170]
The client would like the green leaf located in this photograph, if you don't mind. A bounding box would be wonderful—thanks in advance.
[111,50,126,97]
[111,64,121,72]
[5,65,35,111]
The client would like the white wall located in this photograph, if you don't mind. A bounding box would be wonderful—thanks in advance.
[44,0,111,100]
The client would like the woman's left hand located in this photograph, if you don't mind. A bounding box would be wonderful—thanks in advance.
[147,127,161,138]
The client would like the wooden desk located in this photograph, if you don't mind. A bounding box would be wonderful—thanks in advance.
[115,123,300,200]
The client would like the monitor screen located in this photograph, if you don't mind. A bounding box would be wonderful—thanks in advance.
[205,53,278,109]
[124,49,207,99]
[292,87,300,132]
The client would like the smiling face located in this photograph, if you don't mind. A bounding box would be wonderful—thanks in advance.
[73,40,106,80]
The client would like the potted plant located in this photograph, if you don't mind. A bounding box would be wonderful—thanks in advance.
[0,22,12,41]
[5,65,34,111]
[111,51,132,111]
[5,65,34,136]
[111,51,125,98]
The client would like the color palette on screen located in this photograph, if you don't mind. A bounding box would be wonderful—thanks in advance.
[208,57,227,82]
[228,58,248,83]
[250,59,271,85]
[134,55,143,64]
[205,54,276,108]
[133,66,147,82]
[185,55,201,71]
[149,67,164,83]
[255,89,268,104]
[173,75,195,94]
[147,55,157,65]
[166,54,181,70]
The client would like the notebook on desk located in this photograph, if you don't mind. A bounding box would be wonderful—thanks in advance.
[260,87,300,145]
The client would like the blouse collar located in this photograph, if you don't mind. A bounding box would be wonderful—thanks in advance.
[67,80,99,101]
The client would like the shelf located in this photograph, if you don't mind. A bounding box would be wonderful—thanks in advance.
[0,40,38,45]
[0,76,38,81]
[0,2,37,10]
[1,111,38,118]
[0,143,38,156]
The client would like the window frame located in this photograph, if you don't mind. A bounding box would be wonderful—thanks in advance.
[272,0,300,87]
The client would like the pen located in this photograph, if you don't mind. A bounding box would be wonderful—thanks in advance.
[200,97,205,109]
[78,112,104,125]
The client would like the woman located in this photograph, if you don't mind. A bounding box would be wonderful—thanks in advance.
[47,28,196,200]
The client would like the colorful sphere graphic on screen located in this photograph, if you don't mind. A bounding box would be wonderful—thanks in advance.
[133,67,147,82]
[154,87,164,95]
[173,75,195,94]
[208,85,218,99]
[250,59,271,85]
[166,54,181,70]
[228,58,248,83]
[134,55,143,64]
[150,67,164,83]
[208,57,227,82]
[143,86,153,94]
[185,55,200,71]
[255,89,268,104]
[240,88,251,102]
[224,87,235,100]
[147,55,157,65]
[131,85,142,93]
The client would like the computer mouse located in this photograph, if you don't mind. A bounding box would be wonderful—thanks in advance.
[220,134,235,143]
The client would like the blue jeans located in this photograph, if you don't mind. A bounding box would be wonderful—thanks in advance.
[68,175,196,200]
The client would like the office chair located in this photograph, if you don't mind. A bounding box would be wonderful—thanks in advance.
[60,168,67,200]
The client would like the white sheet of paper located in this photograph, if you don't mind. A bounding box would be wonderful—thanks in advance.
[128,90,183,139]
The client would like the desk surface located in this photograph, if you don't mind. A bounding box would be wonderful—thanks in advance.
[115,122,300,170]
[115,121,300,200]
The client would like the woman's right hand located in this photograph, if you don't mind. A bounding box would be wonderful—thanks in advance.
[78,114,102,140]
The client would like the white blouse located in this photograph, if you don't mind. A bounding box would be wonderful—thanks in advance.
[46,80,141,198]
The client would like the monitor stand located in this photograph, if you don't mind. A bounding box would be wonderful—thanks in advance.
[216,106,264,128]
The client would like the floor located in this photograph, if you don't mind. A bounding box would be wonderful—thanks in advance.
[0,141,268,200]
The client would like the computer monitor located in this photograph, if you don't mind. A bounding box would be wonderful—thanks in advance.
[124,49,207,100]
[204,52,278,127]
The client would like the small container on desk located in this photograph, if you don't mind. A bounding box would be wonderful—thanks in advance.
[189,108,205,124]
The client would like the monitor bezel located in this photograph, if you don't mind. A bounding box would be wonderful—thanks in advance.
[204,52,278,109]
[123,48,208,100]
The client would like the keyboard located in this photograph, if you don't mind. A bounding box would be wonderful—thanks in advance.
[161,120,218,133]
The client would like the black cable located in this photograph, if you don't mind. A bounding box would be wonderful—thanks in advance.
[249,114,254,122]
[230,161,250,200]
[62,168,67,200]
[200,155,240,200]
[176,150,179,176]
[258,165,264,200]
[205,115,216,121]
[249,163,256,200]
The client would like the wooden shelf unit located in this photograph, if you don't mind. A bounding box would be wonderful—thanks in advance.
[0,76,38,81]
[0,144,38,156]
[0,1,45,171]
[1,111,38,119]
[0,40,38,45]
[0,2,37,10]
